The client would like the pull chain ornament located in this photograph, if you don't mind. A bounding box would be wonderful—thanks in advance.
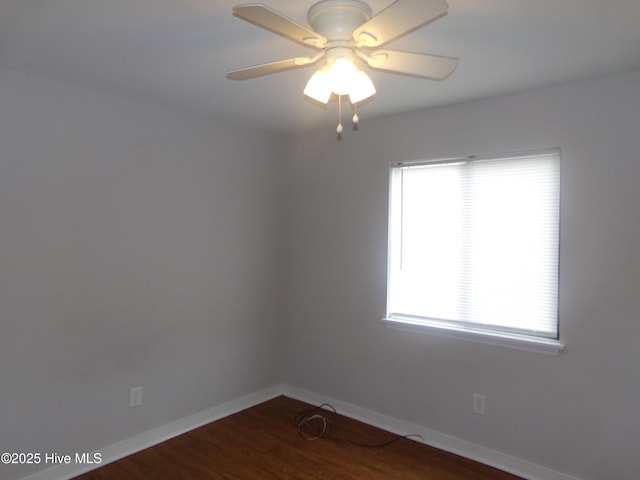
[336,97,363,136]
[336,94,343,133]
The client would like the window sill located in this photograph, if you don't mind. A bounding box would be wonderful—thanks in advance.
[382,317,565,356]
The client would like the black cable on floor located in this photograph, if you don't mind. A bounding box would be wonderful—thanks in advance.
[293,402,423,447]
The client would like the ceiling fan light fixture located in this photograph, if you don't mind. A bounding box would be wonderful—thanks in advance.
[304,55,375,104]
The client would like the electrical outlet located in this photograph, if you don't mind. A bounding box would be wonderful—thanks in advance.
[130,386,143,407]
[472,393,486,415]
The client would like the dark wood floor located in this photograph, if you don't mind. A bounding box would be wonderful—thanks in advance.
[73,396,522,480]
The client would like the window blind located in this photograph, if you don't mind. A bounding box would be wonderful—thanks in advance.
[387,150,561,339]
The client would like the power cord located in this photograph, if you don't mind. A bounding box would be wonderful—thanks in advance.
[293,403,423,447]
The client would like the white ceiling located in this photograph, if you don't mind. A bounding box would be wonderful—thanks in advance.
[0,0,639,134]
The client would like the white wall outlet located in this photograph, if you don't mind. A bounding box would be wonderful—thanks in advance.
[473,393,486,415]
[130,386,143,407]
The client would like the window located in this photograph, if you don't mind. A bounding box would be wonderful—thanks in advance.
[386,149,562,354]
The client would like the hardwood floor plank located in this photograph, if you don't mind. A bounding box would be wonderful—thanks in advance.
[73,396,522,480]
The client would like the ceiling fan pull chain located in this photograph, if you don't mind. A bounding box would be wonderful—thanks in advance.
[352,103,359,125]
[336,94,344,133]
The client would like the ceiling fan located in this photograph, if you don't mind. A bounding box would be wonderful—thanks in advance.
[227,0,458,130]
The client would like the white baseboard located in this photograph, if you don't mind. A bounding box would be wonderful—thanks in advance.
[282,384,581,480]
[20,385,282,480]
[21,383,580,480]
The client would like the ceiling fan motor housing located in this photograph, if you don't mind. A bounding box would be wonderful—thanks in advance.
[308,0,372,42]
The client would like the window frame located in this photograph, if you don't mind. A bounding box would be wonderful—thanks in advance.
[384,149,564,356]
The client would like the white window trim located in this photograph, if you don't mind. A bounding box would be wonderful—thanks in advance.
[382,316,565,356]
[385,148,564,356]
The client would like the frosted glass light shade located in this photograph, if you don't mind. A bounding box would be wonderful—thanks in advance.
[304,68,332,104]
[329,57,356,95]
[348,70,376,103]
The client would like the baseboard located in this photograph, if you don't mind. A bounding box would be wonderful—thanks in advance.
[20,385,283,480]
[282,384,581,480]
[21,383,580,480]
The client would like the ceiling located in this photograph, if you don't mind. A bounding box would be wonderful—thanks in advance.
[0,0,638,134]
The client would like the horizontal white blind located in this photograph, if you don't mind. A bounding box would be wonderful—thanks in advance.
[388,150,561,339]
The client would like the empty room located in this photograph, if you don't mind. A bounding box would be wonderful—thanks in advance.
[1,1,639,480]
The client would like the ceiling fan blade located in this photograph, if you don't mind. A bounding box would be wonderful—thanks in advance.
[366,50,458,80]
[226,57,320,80]
[233,4,327,48]
[353,0,449,47]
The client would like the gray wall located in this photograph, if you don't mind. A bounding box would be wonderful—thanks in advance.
[0,68,285,479]
[284,70,640,480]
[1,63,639,480]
